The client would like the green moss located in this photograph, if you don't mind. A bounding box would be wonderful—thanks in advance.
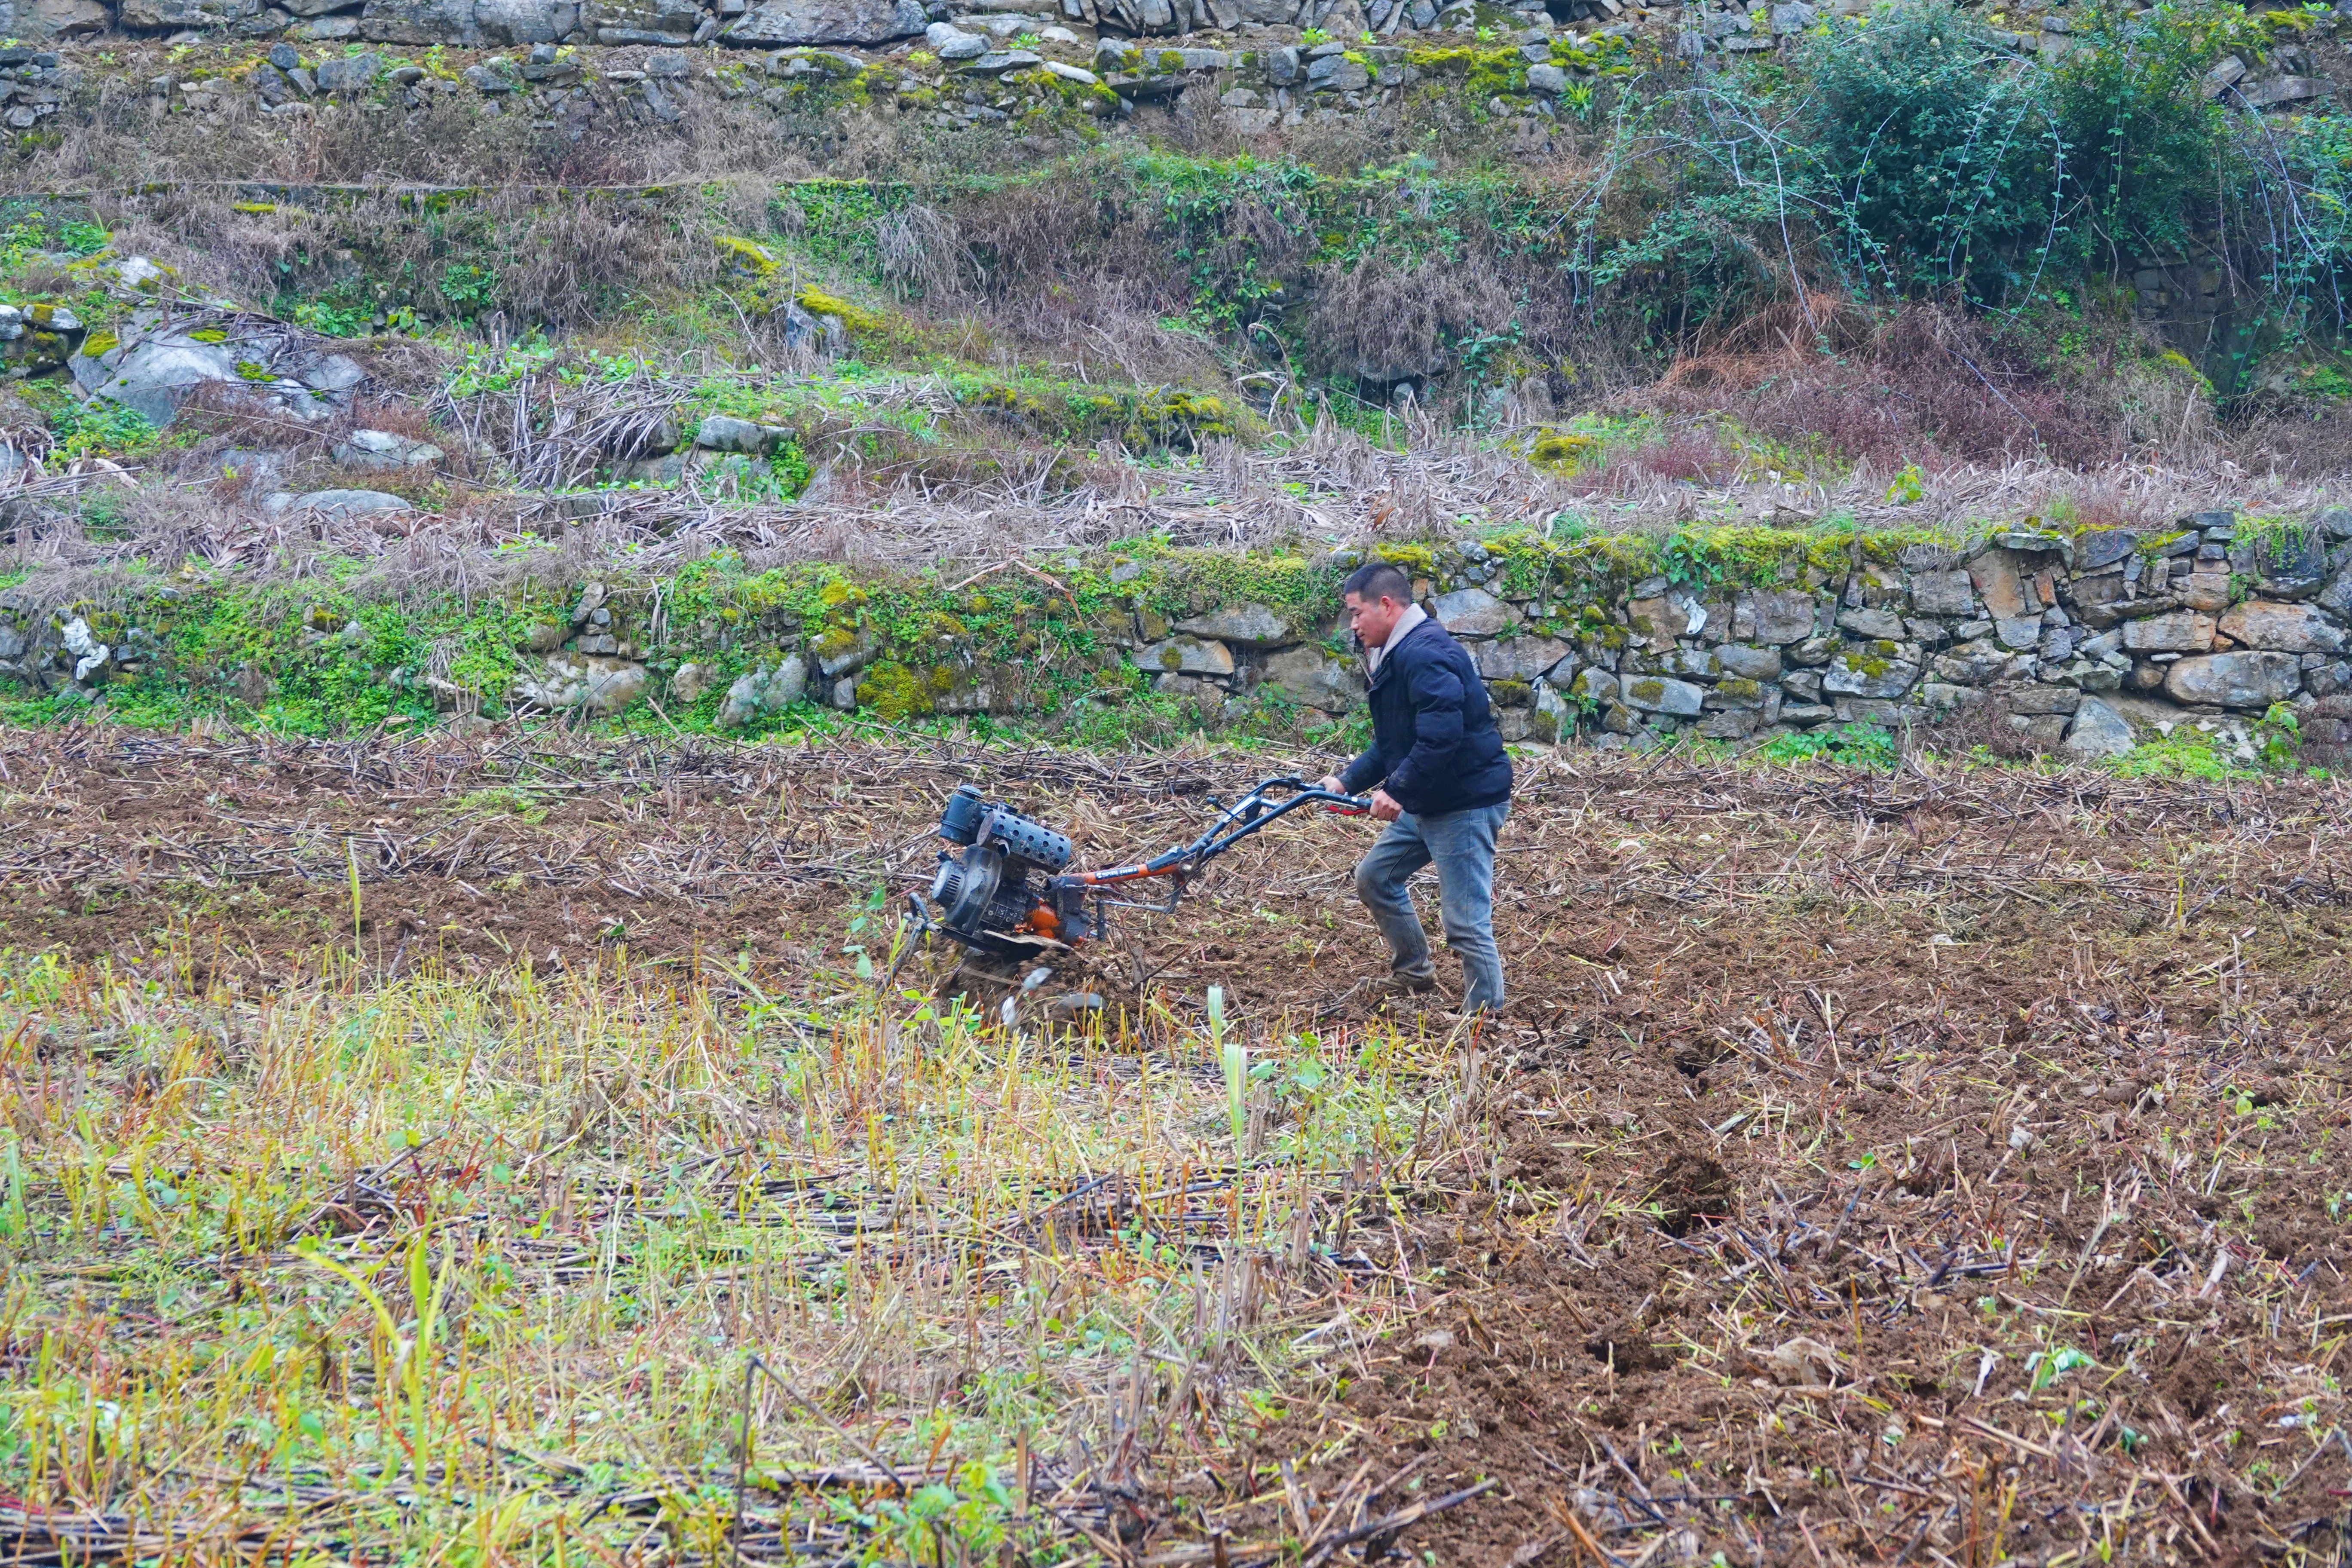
[1372,542,1439,577]
[1400,43,1526,94]
[809,626,861,663]
[79,329,118,358]
[794,286,889,334]
[714,235,781,276]
[959,377,1241,450]
[854,659,934,720]
[1528,429,1596,472]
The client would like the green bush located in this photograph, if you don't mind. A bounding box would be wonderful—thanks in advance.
[1795,3,2061,297]
[2047,0,2263,263]
[49,400,158,460]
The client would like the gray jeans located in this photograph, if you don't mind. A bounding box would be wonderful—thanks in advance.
[1350,802,1508,1011]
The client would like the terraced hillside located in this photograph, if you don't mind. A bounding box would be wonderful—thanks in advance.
[5,0,2352,1559]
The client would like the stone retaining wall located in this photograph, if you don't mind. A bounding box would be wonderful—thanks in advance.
[9,514,2352,760]
[1121,513,2352,761]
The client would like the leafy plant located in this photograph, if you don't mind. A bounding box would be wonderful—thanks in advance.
[2048,0,2263,268]
[48,400,158,460]
[1756,722,1899,768]
[2255,701,2302,769]
[289,298,373,338]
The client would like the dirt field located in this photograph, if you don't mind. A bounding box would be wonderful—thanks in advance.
[4,728,2352,1567]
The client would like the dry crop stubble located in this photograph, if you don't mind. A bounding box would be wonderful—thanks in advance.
[3,732,2352,1563]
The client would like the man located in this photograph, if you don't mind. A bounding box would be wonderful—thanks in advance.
[1317,559,1515,1012]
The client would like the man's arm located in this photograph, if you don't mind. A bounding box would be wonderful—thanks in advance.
[1382,658,1464,809]
[1335,745,1385,795]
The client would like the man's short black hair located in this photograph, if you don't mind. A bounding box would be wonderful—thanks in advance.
[1341,559,1413,605]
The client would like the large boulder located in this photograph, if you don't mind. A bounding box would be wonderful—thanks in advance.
[81,340,238,427]
[312,49,381,86]
[1137,636,1235,677]
[469,0,573,35]
[1715,643,1782,681]
[717,655,809,727]
[695,414,791,455]
[352,0,449,39]
[1473,635,1571,683]
[585,0,696,35]
[1618,674,1704,717]
[120,0,256,25]
[1836,606,1907,640]
[1173,602,1298,648]
[1909,570,1978,616]
[333,429,444,471]
[1432,587,1516,637]
[724,0,922,45]
[1626,594,1691,651]
[2122,610,2214,652]
[17,0,110,33]
[268,488,413,517]
[1306,52,1369,89]
[2076,529,2139,571]
[1,302,83,376]
[75,318,364,429]
[1822,651,1921,700]
[2061,697,2136,760]
[2163,651,2302,708]
[1737,588,1819,645]
[518,655,647,717]
[1968,549,2035,621]
[2318,560,2352,617]
[2217,599,2343,654]
[1264,645,1364,709]
[2251,530,2329,600]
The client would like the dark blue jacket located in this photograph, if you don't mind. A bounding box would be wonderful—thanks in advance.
[1338,615,1514,816]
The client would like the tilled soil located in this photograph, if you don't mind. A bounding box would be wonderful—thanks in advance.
[6,726,2352,1565]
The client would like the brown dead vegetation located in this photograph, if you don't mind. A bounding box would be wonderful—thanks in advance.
[4,731,2352,1563]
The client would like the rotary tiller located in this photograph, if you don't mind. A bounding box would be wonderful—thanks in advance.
[908,775,1370,964]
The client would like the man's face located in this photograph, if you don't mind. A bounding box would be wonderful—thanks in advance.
[1344,591,1403,649]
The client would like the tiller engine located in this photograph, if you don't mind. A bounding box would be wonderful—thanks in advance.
[913,776,1369,961]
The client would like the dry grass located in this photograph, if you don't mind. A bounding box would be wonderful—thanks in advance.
[1638,300,2210,474]
[6,732,2352,1564]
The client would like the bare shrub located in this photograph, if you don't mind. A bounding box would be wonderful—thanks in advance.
[1910,690,2057,763]
[490,193,683,334]
[872,203,978,302]
[2230,404,2352,478]
[1642,300,2144,470]
[1305,251,1513,386]
[165,382,340,472]
[1629,425,1738,485]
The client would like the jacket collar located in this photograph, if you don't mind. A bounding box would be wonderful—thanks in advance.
[1366,605,1431,685]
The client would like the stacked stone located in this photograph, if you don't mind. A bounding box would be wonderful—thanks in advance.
[1559,511,2352,755]
[13,518,2351,755]
[1123,514,2352,756]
